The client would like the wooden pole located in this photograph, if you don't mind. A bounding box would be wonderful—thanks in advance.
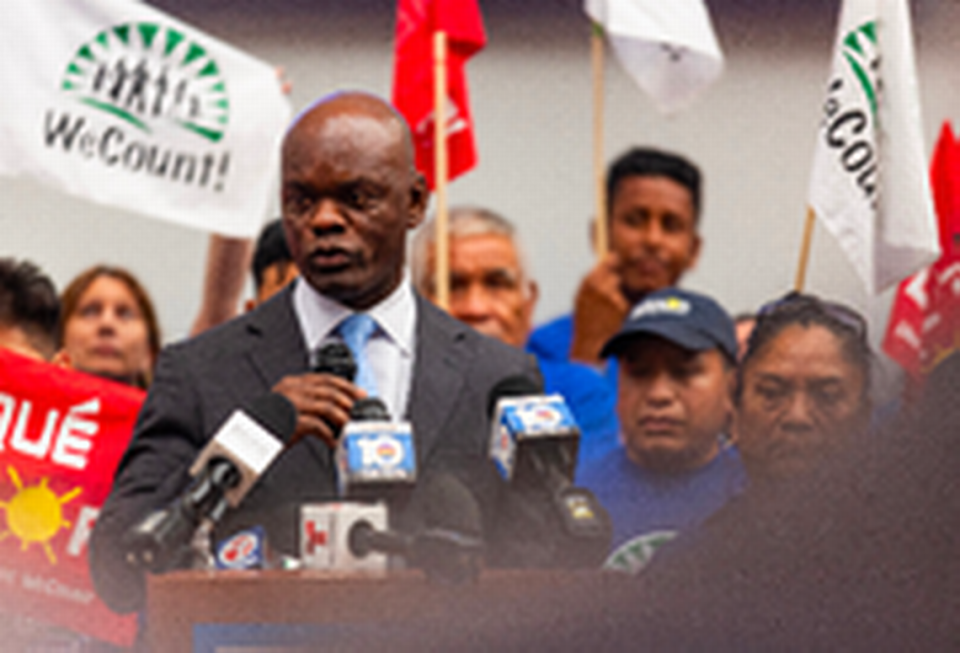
[433,31,450,310]
[591,23,607,258]
[794,206,816,292]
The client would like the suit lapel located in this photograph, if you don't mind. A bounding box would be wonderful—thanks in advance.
[408,295,470,461]
[242,286,335,473]
[243,286,310,387]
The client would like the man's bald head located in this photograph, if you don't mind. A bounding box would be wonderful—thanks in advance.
[280,91,429,309]
[284,92,417,179]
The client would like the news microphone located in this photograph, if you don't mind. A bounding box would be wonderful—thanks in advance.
[123,393,296,572]
[489,375,579,489]
[488,376,611,568]
[336,397,416,501]
[302,473,483,584]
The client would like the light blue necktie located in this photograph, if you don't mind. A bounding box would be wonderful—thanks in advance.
[336,313,378,395]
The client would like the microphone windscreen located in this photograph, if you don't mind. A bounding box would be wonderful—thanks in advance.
[246,393,298,444]
[350,397,391,421]
[315,342,357,381]
[421,472,483,538]
[487,374,542,418]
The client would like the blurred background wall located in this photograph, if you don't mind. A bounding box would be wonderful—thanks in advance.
[1,0,956,348]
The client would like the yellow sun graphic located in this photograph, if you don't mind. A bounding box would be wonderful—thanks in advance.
[0,466,81,565]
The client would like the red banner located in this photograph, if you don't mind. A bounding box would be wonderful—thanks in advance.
[391,0,486,188]
[883,122,960,379]
[0,350,144,646]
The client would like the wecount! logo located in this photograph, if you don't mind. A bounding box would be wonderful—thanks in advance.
[60,22,229,143]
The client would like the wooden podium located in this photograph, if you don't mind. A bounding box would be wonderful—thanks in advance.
[146,568,631,651]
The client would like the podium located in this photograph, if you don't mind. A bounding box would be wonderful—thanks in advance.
[146,568,632,651]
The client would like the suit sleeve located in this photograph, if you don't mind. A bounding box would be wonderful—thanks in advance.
[88,344,207,614]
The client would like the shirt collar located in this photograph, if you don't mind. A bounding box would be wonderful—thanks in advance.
[293,273,416,356]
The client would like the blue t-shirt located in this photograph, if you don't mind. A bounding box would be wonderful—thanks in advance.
[577,443,746,573]
[528,313,620,390]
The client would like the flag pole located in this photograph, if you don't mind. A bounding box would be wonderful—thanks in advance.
[794,206,816,292]
[433,30,450,310]
[592,22,607,258]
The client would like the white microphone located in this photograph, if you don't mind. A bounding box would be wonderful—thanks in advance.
[300,502,390,572]
[123,393,296,572]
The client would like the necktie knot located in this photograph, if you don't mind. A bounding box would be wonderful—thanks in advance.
[336,313,378,395]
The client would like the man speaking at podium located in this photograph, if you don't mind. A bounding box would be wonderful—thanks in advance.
[89,91,543,613]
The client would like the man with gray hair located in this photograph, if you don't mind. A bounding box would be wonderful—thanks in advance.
[411,206,618,466]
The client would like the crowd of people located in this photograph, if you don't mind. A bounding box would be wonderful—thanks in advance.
[0,89,954,649]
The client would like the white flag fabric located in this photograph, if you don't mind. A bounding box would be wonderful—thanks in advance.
[807,0,939,294]
[584,0,724,114]
[0,0,291,237]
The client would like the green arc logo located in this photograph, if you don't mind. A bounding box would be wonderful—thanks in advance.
[842,21,879,118]
[60,22,229,143]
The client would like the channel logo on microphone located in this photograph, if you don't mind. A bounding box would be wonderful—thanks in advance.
[337,422,416,486]
[490,394,579,480]
[215,526,265,570]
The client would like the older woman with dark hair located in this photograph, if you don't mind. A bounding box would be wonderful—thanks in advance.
[54,265,161,389]
[733,291,873,484]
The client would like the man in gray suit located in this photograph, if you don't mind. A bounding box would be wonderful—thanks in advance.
[89,92,543,613]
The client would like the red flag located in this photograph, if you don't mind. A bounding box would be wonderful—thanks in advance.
[391,0,486,189]
[0,350,143,647]
[883,122,960,379]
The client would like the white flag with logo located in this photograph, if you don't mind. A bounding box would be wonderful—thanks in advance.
[0,0,291,237]
[583,0,724,114]
[807,0,939,294]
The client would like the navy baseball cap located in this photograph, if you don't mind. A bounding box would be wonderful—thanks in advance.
[601,288,737,362]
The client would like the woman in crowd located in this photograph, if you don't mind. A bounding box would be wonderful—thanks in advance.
[733,291,872,484]
[55,265,161,389]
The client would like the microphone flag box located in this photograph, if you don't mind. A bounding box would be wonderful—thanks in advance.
[300,502,388,572]
[215,526,267,570]
[490,394,580,481]
[336,421,416,496]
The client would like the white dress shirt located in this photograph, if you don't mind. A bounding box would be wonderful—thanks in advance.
[292,275,417,419]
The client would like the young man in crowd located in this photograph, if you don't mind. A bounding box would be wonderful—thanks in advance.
[577,287,745,573]
[0,257,60,361]
[528,148,703,370]
[245,218,300,310]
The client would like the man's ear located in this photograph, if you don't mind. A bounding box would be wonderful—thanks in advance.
[523,279,540,330]
[724,367,738,443]
[588,217,598,253]
[51,349,71,369]
[688,232,703,270]
[407,172,430,230]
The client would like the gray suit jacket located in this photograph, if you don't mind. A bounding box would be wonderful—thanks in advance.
[90,285,542,613]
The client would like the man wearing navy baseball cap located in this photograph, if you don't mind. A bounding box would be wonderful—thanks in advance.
[577,287,746,574]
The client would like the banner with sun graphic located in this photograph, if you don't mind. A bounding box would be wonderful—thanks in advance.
[0,350,145,646]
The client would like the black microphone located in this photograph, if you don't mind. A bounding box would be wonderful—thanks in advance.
[348,472,484,584]
[123,393,297,572]
[314,341,356,380]
[488,375,611,568]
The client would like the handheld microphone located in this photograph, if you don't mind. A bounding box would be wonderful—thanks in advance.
[123,393,297,572]
[314,341,357,380]
[488,376,611,568]
[336,397,416,500]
